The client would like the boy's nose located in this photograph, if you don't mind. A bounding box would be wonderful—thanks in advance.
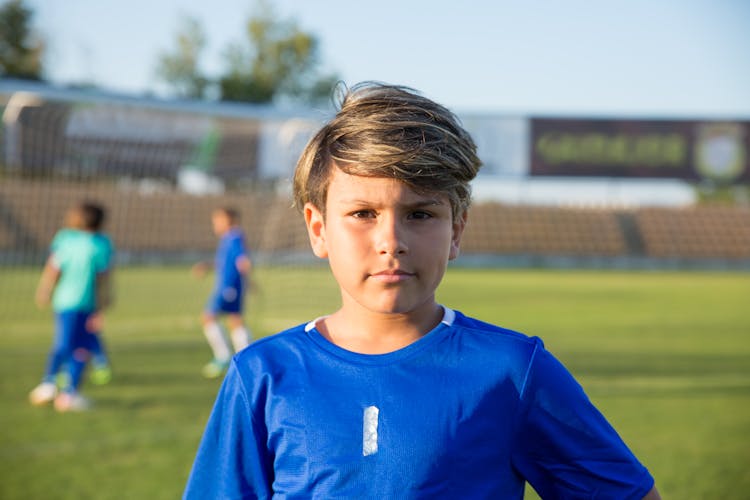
[375,217,408,256]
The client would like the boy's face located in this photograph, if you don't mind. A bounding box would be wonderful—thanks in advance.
[211,212,231,236]
[304,167,466,316]
[64,208,85,230]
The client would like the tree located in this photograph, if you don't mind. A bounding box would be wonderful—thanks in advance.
[0,0,44,80]
[155,15,209,99]
[218,1,337,104]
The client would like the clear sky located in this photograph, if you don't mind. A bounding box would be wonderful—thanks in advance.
[26,0,750,117]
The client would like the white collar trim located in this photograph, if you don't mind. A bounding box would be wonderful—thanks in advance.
[305,315,328,332]
[441,306,455,326]
[304,305,454,332]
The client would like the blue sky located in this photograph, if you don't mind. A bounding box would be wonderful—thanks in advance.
[27,0,750,117]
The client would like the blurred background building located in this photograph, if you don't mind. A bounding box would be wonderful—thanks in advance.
[1,0,748,269]
[1,78,748,269]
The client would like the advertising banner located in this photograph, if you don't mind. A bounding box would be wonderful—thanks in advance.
[531,118,750,183]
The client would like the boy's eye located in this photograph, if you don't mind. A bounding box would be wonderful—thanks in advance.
[409,211,433,220]
[351,210,375,219]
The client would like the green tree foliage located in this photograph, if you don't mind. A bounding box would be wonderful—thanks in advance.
[219,2,336,104]
[156,1,337,104]
[155,15,209,99]
[0,0,44,80]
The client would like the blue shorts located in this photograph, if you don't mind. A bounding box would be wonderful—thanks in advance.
[205,286,244,315]
[45,310,96,381]
[54,310,92,351]
[48,310,99,390]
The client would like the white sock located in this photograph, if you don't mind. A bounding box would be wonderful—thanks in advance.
[230,326,251,352]
[203,322,231,361]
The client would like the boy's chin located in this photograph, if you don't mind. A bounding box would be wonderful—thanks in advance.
[357,297,437,317]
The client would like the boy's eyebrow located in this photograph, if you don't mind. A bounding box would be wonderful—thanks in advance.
[338,197,446,208]
[404,198,446,208]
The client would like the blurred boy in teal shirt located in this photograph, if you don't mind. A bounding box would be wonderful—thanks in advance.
[30,202,113,412]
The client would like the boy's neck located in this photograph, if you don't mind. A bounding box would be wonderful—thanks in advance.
[318,300,443,355]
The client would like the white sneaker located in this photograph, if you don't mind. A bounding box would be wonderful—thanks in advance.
[54,392,91,412]
[29,382,58,406]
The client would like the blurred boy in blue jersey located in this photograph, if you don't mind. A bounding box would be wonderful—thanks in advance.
[184,84,661,499]
[29,202,114,412]
[192,207,252,378]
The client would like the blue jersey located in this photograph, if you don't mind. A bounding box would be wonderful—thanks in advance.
[210,228,249,308]
[185,308,654,499]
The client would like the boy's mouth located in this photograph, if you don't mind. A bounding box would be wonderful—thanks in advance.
[369,269,415,283]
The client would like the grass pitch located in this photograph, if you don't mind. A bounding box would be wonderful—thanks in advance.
[1,266,748,499]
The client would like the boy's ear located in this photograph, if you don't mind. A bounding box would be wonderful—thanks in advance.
[449,210,468,261]
[304,202,328,258]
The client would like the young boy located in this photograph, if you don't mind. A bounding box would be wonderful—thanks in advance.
[184,83,661,499]
[192,207,253,378]
[29,202,113,412]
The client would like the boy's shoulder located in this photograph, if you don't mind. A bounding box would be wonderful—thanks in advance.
[226,227,245,239]
[51,228,96,254]
[94,232,113,247]
[52,228,81,245]
[234,323,309,365]
[451,309,543,350]
[219,228,246,247]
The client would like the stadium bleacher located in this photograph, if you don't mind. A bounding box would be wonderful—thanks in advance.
[635,206,750,260]
[0,179,307,260]
[464,204,628,257]
[1,179,748,266]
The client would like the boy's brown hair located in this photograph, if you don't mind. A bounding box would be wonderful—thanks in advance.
[214,207,241,225]
[66,201,106,231]
[293,82,482,219]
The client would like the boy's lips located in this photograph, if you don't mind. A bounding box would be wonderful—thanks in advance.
[369,269,415,283]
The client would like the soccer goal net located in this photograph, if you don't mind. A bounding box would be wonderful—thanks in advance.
[0,89,338,334]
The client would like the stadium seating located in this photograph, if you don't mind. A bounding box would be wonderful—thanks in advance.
[0,179,309,259]
[635,207,750,259]
[463,204,628,256]
[1,179,748,264]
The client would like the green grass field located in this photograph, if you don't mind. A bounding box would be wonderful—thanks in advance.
[1,266,749,499]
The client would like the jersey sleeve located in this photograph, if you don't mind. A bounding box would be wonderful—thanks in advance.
[50,231,61,251]
[511,341,655,499]
[238,233,250,257]
[184,362,273,499]
[95,234,114,273]
[233,234,250,268]
[49,230,67,268]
